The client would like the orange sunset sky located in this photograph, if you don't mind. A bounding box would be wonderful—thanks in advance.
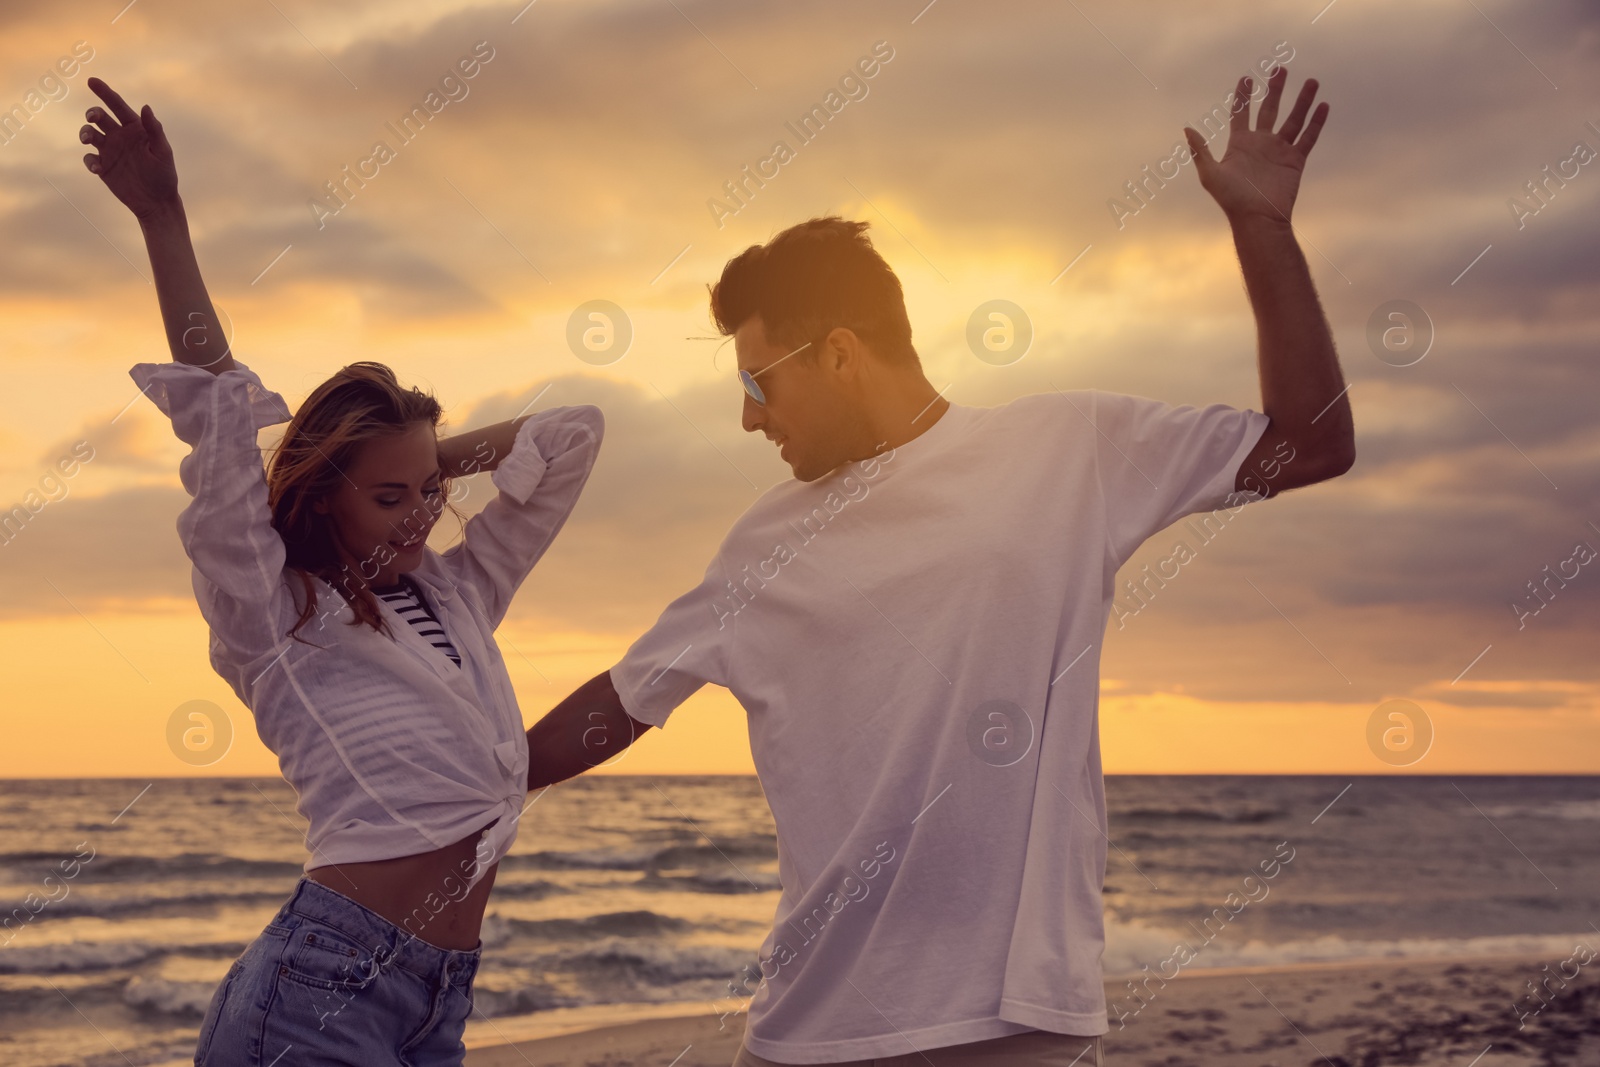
[1,0,1597,777]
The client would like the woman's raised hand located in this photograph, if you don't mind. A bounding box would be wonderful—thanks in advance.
[80,76,179,221]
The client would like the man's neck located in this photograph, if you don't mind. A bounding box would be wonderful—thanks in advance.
[866,382,952,455]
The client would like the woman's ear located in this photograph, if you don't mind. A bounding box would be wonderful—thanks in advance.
[311,496,329,515]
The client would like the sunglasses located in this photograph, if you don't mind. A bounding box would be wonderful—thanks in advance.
[738,339,817,406]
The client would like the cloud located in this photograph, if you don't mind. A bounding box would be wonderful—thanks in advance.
[4,0,1599,714]
[0,484,195,618]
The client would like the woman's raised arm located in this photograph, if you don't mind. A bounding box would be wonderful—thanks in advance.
[80,76,235,376]
[435,405,604,631]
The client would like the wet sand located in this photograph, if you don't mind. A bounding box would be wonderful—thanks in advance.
[466,952,1599,1066]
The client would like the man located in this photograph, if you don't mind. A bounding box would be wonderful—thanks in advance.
[526,68,1350,1066]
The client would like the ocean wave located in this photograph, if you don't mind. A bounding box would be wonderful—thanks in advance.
[474,877,564,902]
[0,936,247,976]
[502,837,777,874]
[0,976,128,1018]
[1,888,290,925]
[0,939,200,975]
[500,910,694,941]
[1479,799,1600,821]
[564,938,757,986]
[1102,915,1598,977]
[478,910,516,950]
[636,870,780,895]
[646,841,778,867]
[467,981,576,1018]
[121,974,218,1018]
[97,853,305,882]
[0,849,98,866]
[504,848,663,871]
[640,869,781,894]
[0,851,304,885]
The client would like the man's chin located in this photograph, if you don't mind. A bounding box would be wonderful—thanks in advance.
[789,459,840,484]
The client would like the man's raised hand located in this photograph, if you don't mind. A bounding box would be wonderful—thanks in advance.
[1183,67,1329,227]
[80,76,179,221]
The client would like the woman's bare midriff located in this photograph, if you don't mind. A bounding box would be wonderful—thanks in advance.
[306,819,500,951]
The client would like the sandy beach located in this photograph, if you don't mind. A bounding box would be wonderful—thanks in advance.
[465,952,1599,1067]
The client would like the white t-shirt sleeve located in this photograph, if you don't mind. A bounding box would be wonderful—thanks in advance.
[608,551,736,729]
[1091,388,1271,566]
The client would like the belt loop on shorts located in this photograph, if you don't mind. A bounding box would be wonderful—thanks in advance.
[445,951,477,991]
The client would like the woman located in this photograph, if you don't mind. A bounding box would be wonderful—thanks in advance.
[79,77,604,1065]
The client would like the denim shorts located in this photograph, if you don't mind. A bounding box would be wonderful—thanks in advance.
[194,876,483,1066]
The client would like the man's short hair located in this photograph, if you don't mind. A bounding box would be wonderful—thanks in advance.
[708,216,917,365]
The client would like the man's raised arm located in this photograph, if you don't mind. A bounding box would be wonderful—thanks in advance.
[1183,67,1355,498]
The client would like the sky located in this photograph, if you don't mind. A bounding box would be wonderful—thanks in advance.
[1,0,1597,777]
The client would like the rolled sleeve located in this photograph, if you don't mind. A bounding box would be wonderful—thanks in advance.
[609,552,735,729]
[128,358,296,663]
[437,404,604,630]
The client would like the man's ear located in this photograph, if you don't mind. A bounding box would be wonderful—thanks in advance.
[830,327,864,378]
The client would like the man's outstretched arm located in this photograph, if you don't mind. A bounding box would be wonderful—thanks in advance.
[1184,67,1355,498]
[526,670,655,790]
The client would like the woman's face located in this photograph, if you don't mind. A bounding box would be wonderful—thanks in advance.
[312,422,445,589]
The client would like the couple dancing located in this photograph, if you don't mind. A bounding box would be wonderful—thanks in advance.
[83,63,1348,1067]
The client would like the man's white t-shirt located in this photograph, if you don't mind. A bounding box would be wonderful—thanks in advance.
[609,388,1271,1063]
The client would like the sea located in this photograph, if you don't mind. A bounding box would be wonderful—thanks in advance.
[1,774,1596,1066]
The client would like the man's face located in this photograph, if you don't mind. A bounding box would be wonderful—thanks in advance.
[736,315,853,482]
[313,421,445,587]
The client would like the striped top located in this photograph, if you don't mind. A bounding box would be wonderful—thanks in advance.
[373,574,463,667]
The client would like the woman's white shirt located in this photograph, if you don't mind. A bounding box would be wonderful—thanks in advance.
[128,358,603,893]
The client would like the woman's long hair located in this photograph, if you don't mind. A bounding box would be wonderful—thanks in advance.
[266,362,465,644]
